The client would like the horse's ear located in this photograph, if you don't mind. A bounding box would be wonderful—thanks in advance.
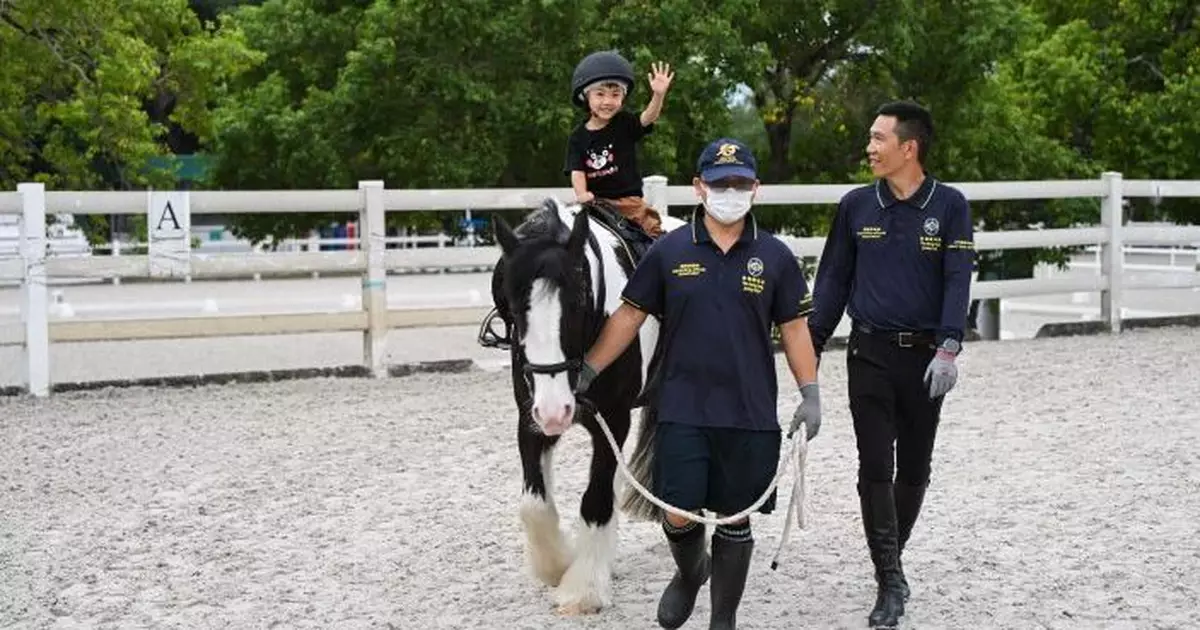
[565,206,589,257]
[494,216,518,257]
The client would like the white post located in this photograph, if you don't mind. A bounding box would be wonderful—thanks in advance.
[464,208,475,247]
[111,235,122,285]
[1099,171,1124,333]
[18,183,50,397]
[359,180,388,377]
[146,189,192,279]
[643,174,669,217]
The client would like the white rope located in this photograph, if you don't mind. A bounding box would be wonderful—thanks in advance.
[587,400,809,570]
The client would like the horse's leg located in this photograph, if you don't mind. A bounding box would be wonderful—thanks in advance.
[555,406,631,614]
[518,418,572,588]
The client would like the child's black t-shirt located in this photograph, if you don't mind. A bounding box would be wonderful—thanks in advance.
[564,110,653,199]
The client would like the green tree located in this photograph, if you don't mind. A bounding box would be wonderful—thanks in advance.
[206,0,761,244]
[1022,0,1200,223]
[727,0,1076,246]
[0,0,261,242]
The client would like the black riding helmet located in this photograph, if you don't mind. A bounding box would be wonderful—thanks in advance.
[571,50,636,109]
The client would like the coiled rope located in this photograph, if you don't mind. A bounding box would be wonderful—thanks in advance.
[577,395,809,570]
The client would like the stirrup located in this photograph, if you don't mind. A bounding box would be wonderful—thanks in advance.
[477,306,511,350]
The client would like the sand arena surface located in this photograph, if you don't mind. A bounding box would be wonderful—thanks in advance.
[2,327,1198,629]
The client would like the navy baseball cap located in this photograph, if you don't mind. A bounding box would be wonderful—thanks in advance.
[696,138,757,182]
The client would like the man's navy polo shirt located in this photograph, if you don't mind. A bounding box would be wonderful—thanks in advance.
[621,206,813,432]
[808,176,975,349]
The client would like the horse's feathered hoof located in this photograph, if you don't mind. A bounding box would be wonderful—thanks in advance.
[554,602,602,616]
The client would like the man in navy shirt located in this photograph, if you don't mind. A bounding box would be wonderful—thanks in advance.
[808,100,974,629]
[574,138,822,629]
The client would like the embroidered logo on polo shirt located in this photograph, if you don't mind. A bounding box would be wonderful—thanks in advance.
[857,226,885,240]
[742,275,765,294]
[671,262,706,277]
[747,257,764,277]
[918,217,943,251]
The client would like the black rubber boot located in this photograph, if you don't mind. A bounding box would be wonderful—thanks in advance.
[894,481,928,601]
[657,523,711,629]
[860,481,905,629]
[709,535,753,630]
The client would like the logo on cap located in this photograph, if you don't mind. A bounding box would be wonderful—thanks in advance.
[715,143,742,165]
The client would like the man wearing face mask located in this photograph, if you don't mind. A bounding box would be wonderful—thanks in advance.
[574,138,822,629]
[808,100,974,629]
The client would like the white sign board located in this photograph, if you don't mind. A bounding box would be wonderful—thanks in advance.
[147,191,191,278]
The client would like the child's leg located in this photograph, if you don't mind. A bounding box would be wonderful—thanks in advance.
[610,196,664,238]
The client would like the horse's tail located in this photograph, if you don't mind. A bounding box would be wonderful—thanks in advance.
[619,403,662,522]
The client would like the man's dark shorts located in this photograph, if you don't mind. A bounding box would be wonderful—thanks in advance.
[653,421,781,516]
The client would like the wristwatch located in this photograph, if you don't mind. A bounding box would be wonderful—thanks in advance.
[939,339,961,354]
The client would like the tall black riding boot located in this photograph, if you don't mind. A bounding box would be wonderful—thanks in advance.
[859,481,905,629]
[657,522,711,629]
[894,481,928,601]
[709,528,754,630]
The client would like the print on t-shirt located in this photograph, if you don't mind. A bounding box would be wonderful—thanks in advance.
[564,110,653,199]
[585,144,618,180]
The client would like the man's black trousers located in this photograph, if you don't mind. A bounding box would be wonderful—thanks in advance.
[845,326,945,486]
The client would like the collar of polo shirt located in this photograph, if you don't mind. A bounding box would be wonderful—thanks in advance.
[689,205,759,245]
[875,176,939,210]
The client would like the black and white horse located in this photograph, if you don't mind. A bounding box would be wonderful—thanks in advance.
[491,198,682,614]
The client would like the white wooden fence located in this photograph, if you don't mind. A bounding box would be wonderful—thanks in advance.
[1,172,1199,397]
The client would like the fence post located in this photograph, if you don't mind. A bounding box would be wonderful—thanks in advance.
[358,180,388,377]
[146,189,192,280]
[1099,171,1124,333]
[18,183,50,397]
[643,174,669,216]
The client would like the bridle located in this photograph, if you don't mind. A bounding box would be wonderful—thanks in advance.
[517,230,606,392]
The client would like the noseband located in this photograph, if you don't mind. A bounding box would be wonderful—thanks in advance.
[523,357,583,380]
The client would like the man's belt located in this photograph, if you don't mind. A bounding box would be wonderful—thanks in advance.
[852,322,936,348]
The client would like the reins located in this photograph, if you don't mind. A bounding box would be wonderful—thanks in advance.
[575,394,809,571]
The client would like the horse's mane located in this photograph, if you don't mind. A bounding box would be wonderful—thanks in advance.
[513,197,621,243]
[513,199,571,242]
[503,199,593,312]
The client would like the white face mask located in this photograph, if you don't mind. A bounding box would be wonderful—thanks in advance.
[703,187,754,224]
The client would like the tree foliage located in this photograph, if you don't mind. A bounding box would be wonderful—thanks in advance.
[3,0,1197,250]
[0,0,260,241]
[205,0,768,243]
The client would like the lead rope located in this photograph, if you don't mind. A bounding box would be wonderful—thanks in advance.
[579,395,809,570]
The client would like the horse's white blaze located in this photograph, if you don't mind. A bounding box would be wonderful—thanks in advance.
[525,279,575,434]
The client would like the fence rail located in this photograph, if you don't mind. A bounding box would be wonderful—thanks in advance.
[3,172,1200,397]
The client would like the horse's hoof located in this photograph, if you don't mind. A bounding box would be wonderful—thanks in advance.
[555,602,602,616]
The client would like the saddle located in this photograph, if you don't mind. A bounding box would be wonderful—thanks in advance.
[477,200,657,351]
[581,198,656,264]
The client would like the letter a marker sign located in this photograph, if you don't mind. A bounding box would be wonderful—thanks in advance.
[147,190,192,278]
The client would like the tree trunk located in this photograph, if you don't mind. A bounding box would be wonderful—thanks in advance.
[764,116,793,184]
